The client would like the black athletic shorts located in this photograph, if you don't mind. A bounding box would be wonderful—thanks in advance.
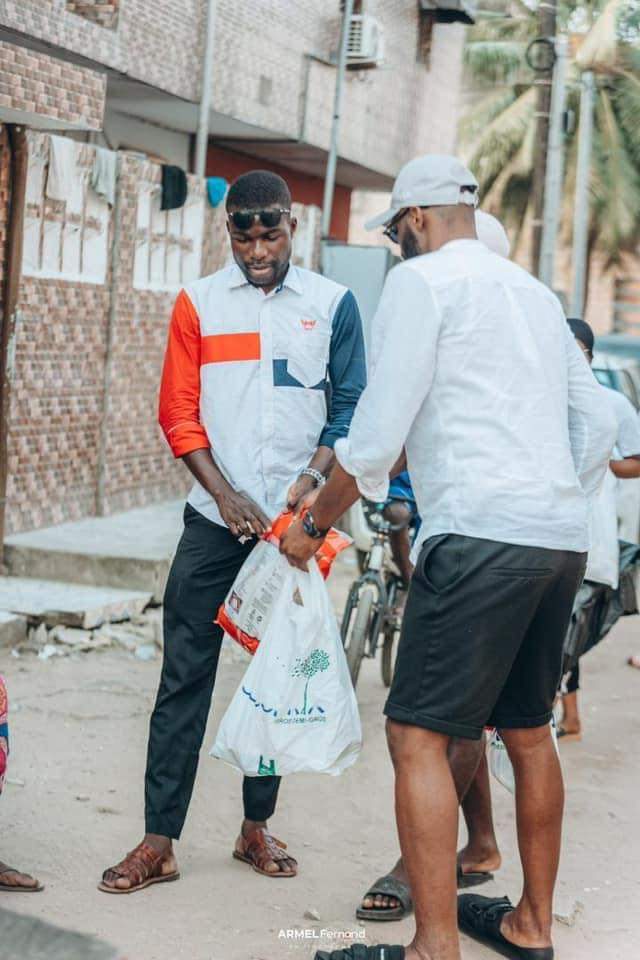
[384,534,587,740]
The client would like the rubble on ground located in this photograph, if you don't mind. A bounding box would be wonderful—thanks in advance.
[6,602,250,665]
[9,607,164,661]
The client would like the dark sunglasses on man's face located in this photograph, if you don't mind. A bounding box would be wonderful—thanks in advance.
[383,208,409,244]
[228,208,291,231]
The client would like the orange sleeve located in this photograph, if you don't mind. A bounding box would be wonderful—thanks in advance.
[158,289,211,459]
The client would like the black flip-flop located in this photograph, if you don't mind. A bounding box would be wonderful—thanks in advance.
[355,864,493,923]
[315,946,404,960]
[356,874,413,921]
[458,894,553,960]
[457,864,494,888]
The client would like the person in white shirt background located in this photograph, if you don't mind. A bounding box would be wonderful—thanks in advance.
[281,154,616,960]
[559,317,640,739]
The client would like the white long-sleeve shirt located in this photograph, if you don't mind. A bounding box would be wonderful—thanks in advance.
[586,385,640,587]
[335,239,617,555]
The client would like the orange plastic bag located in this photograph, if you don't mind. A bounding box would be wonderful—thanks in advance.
[265,511,351,580]
[216,511,351,655]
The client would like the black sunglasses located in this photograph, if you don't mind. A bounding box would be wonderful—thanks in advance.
[228,208,291,231]
[383,208,410,244]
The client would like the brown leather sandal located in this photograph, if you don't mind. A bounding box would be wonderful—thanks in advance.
[233,828,298,878]
[98,842,180,894]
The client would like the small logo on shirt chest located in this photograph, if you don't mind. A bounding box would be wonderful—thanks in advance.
[300,317,317,331]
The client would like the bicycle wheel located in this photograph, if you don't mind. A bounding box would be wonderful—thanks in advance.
[381,625,399,688]
[381,580,401,688]
[343,588,375,688]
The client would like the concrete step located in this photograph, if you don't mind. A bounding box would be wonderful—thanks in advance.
[0,577,152,630]
[0,610,28,649]
[4,501,184,603]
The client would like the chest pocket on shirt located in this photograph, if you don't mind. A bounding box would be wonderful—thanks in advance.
[274,328,330,390]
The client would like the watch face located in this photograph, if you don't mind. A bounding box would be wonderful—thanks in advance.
[303,513,321,538]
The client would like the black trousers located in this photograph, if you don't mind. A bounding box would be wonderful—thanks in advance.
[145,504,281,839]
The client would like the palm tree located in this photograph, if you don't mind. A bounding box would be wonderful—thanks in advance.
[460,0,640,273]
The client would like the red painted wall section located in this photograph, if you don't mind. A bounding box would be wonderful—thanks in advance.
[206,144,351,241]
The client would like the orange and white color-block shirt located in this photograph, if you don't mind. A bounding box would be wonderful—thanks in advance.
[158,263,366,527]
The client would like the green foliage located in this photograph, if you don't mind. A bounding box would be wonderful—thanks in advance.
[461,0,640,267]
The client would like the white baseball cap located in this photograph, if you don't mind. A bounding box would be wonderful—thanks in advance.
[365,154,479,231]
[475,210,511,258]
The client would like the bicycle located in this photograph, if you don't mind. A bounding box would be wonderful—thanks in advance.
[340,499,411,688]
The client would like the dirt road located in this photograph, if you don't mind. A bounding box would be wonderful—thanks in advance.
[2,565,639,960]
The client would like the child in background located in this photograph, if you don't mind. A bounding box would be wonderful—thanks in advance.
[0,675,42,891]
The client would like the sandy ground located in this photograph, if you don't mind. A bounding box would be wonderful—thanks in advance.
[2,560,640,960]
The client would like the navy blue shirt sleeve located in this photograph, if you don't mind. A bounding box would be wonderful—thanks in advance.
[319,289,367,449]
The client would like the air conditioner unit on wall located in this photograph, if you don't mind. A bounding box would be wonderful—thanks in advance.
[347,15,385,68]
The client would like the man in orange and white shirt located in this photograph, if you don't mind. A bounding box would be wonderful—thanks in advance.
[100,170,366,894]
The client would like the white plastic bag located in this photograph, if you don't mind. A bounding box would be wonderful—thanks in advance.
[211,558,362,777]
[488,720,559,794]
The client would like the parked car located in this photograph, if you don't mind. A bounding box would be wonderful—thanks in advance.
[593,351,640,542]
[593,351,640,410]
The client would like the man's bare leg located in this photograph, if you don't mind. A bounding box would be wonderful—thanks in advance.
[498,725,562,949]
[362,735,493,913]
[458,750,501,876]
[386,501,414,587]
[387,720,461,960]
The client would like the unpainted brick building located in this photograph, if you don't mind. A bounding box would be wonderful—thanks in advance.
[0,1,469,535]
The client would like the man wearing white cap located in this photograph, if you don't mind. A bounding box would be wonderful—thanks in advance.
[281,154,616,960]
[354,208,512,929]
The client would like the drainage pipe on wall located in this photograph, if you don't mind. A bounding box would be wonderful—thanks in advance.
[194,0,219,178]
[96,153,123,517]
[321,0,354,239]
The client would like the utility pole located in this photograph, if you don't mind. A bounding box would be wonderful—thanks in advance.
[571,71,595,318]
[539,35,568,289]
[530,0,558,276]
[321,0,354,239]
[194,0,218,178]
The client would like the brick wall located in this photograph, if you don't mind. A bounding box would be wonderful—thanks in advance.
[1,1,465,183]
[1,0,204,103]
[97,156,220,518]
[0,41,105,131]
[211,0,466,179]
[4,134,112,534]
[3,131,326,534]
[2,133,265,532]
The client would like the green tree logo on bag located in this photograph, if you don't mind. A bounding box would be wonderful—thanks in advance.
[291,648,330,715]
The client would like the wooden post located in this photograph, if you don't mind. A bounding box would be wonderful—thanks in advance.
[0,125,28,567]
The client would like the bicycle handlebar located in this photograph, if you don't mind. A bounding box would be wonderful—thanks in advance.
[362,498,412,534]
